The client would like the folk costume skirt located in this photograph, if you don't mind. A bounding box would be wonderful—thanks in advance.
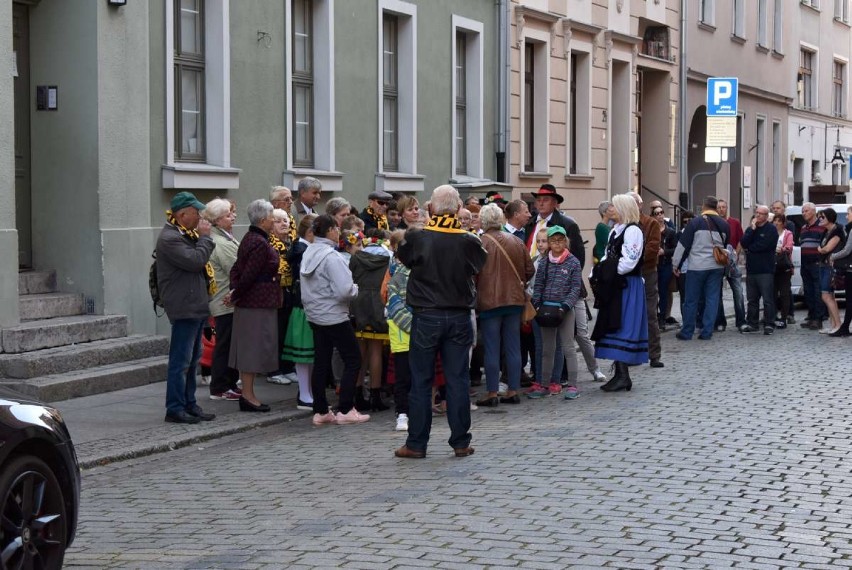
[594,275,649,365]
[229,306,278,373]
[281,307,314,364]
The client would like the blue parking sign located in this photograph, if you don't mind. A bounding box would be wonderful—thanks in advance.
[706,78,738,117]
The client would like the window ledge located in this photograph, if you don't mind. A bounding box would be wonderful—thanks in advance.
[834,17,851,27]
[800,2,820,14]
[771,49,785,59]
[162,163,241,190]
[697,22,716,33]
[519,171,552,179]
[375,172,426,193]
[564,173,595,182]
[756,44,770,53]
[449,177,507,189]
[730,33,747,45]
[282,169,345,192]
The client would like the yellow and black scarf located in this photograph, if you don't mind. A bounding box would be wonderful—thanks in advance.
[166,210,217,296]
[268,234,293,288]
[285,212,298,245]
[366,207,389,231]
[425,214,467,235]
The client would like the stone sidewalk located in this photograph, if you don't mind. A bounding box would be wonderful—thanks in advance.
[55,286,741,470]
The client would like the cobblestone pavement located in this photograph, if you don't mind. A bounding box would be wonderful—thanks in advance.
[65,325,852,569]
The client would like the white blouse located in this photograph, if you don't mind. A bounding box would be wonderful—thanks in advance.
[600,223,644,275]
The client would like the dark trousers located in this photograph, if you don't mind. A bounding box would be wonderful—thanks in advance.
[406,309,474,452]
[801,261,827,322]
[310,321,362,415]
[643,269,661,362]
[211,313,239,394]
[774,270,793,320]
[840,271,852,331]
[658,263,673,319]
[276,305,295,374]
[393,352,411,415]
[746,273,776,329]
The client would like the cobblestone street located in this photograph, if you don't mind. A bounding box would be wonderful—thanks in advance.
[65,325,852,569]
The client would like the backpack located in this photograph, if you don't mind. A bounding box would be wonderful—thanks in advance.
[148,250,165,315]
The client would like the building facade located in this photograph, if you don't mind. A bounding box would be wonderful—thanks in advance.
[1,0,502,333]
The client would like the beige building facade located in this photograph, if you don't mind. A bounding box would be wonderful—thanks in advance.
[508,0,681,234]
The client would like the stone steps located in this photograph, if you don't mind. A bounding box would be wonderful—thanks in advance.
[19,292,85,321]
[18,270,57,295]
[0,335,170,379]
[0,356,168,402]
[0,315,129,354]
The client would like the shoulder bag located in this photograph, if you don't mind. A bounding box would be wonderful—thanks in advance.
[531,260,565,327]
[483,233,536,323]
[704,216,728,266]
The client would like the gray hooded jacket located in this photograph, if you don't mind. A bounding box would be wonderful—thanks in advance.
[300,237,359,326]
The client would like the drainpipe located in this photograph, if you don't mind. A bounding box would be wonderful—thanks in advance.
[496,0,509,183]
[679,0,688,208]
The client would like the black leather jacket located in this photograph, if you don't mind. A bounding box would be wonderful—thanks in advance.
[397,226,487,311]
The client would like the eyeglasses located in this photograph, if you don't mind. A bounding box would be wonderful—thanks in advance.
[376,201,389,206]
[817,215,826,220]
[652,210,664,216]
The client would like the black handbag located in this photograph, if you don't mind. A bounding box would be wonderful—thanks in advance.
[535,302,565,328]
[775,251,793,274]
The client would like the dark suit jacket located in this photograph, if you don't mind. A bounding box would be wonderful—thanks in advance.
[524,211,586,268]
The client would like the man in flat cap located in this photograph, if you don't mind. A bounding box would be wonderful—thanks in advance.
[361,190,393,231]
[156,191,217,424]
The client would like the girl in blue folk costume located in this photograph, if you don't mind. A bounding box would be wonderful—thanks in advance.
[591,193,649,392]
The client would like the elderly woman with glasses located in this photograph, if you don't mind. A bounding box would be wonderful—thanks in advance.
[227,199,282,412]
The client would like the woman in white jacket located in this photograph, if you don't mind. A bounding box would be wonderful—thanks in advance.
[300,214,370,426]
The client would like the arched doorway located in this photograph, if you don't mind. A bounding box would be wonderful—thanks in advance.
[686,105,742,214]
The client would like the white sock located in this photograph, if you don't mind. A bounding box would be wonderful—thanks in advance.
[296,363,313,403]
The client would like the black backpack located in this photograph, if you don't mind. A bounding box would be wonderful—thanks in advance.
[148,251,164,315]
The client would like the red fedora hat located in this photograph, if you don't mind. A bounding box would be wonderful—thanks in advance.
[530,184,564,204]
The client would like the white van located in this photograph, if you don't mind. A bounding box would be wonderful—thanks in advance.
[784,203,850,299]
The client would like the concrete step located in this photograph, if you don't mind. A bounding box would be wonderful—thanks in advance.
[19,292,85,321]
[18,270,57,295]
[0,315,129,354]
[0,356,168,402]
[0,335,170,379]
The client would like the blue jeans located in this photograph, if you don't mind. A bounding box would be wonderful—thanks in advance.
[481,311,522,393]
[166,318,205,415]
[801,261,827,321]
[680,269,724,339]
[716,264,746,328]
[407,309,474,452]
[532,320,564,383]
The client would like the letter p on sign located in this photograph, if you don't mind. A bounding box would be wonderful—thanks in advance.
[706,77,738,117]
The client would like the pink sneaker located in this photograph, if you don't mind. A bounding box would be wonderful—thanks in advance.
[312,412,336,425]
[548,383,563,396]
[334,408,371,425]
[524,382,543,394]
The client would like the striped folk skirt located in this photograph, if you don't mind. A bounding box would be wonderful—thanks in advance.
[594,275,649,365]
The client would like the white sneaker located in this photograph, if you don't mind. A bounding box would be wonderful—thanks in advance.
[395,413,409,431]
[470,402,479,411]
[497,382,509,396]
[267,374,292,385]
[200,375,211,386]
[334,408,371,425]
[283,372,299,383]
[592,368,607,382]
[820,327,839,335]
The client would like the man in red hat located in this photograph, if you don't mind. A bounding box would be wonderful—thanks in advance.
[523,184,585,267]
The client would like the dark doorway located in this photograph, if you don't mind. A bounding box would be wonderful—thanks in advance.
[13,2,32,268]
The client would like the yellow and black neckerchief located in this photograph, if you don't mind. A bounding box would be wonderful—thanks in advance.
[166,210,217,296]
[366,207,389,231]
[425,214,467,235]
[285,212,298,245]
[268,234,293,288]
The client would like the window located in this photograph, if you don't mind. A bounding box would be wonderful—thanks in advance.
[451,16,484,180]
[174,0,205,162]
[758,0,768,46]
[732,0,745,38]
[382,15,398,172]
[773,1,784,52]
[292,0,313,167]
[568,50,591,175]
[699,0,715,26]
[801,0,820,8]
[377,0,419,190]
[523,42,535,172]
[755,117,766,205]
[836,0,850,21]
[798,48,815,109]
[833,60,846,117]
[772,121,781,201]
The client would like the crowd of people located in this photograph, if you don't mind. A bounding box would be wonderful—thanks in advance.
[154,181,852,455]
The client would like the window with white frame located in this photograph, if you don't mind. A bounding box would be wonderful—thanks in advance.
[833,60,846,117]
[755,117,766,205]
[772,121,781,200]
[378,0,417,180]
[452,16,484,179]
[568,50,591,175]
[801,0,820,9]
[522,38,548,174]
[758,0,768,46]
[732,0,745,38]
[836,0,850,23]
[773,1,783,53]
[699,0,715,26]
[174,0,205,162]
[285,0,335,178]
[164,0,236,189]
[798,48,816,109]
